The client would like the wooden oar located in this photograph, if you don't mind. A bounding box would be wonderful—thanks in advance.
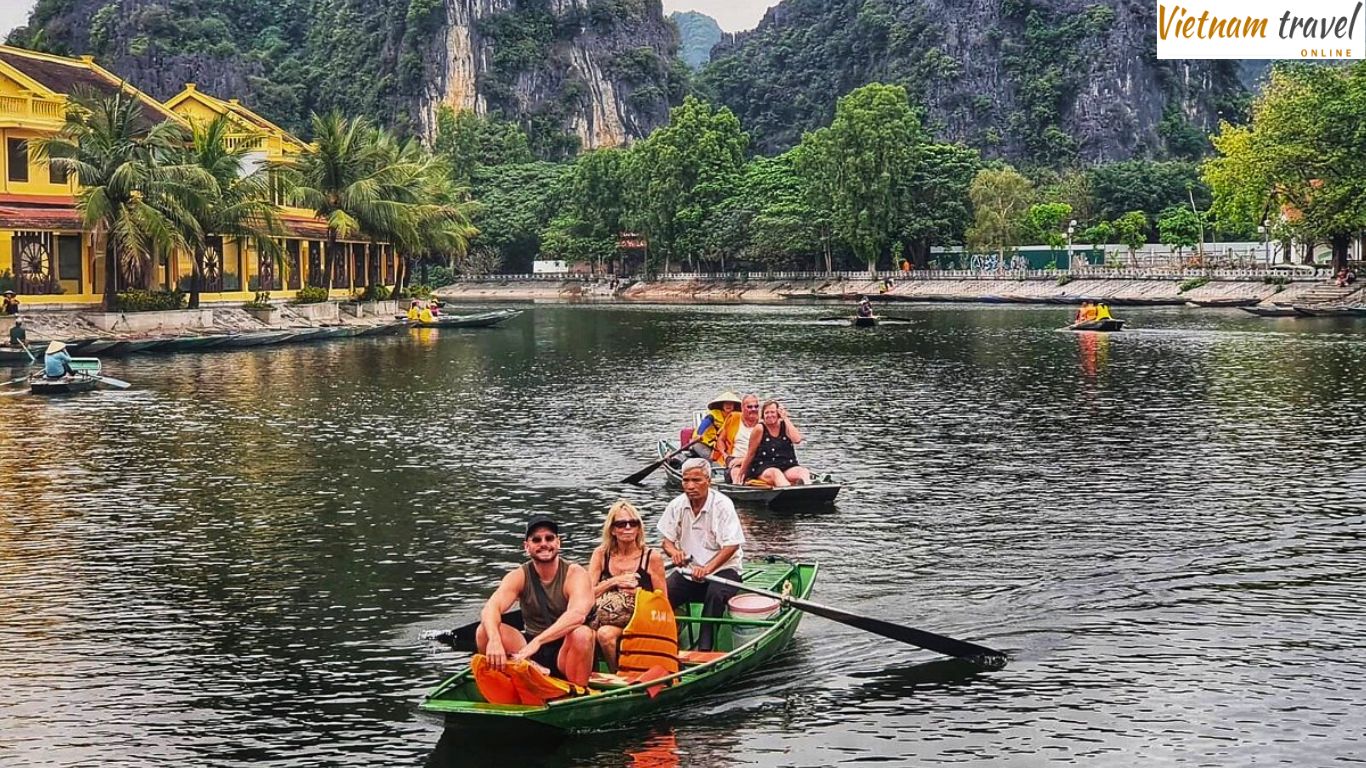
[90,373,131,389]
[621,437,704,485]
[18,339,35,364]
[425,610,524,653]
[702,572,1008,670]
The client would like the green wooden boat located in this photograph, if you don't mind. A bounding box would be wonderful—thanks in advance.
[657,440,841,508]
[420,558,817,732]
[408,309,524,329]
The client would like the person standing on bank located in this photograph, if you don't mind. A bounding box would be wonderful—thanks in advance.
[476,515,596,687]
[658,458,746,652]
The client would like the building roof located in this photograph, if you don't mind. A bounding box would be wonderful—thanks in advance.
[0,199,84,231]
[164,83,306,152]
[0,45,182,128]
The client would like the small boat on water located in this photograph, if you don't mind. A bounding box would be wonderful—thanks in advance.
[30,374,98,395]
[656,440,841,508]
[420,558,817,733]
[408,309,524,329]
[1065,318,1125,332]
[853,315,878,327]
[1187,297,1261,308]
[1240,305,1299,318]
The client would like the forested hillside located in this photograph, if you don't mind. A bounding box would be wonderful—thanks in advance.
[699,0,1249,165]
[8,0,685,155]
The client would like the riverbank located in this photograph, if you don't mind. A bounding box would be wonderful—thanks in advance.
[433,270,1355,307]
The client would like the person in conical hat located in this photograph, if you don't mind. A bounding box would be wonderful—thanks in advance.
[43,340,75,379]
[693,391,742,461]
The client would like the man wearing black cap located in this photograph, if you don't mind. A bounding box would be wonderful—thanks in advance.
[476,514,596,686]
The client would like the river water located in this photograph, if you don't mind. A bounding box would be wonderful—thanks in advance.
[1,304,1363,767]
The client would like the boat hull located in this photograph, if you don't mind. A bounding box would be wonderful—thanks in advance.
[852,315,878,327]
[409,309,524,329]
[657,440,841,508]
[1065,318,1125,332]
[421,560,817,732]
[29,373,99,395]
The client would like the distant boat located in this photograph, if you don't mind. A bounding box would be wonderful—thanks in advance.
[407,309,524,328]
[1240,306,1299,317]
[1065,318,1125,332]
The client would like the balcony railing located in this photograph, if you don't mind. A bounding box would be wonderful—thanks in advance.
[224,134,266,151]
[0,93,66,123]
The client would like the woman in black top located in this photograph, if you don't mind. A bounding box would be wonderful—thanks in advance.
[587,500,668,671]
[737,400,813,487]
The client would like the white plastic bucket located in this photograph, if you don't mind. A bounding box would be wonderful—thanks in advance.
[728,594,780,646]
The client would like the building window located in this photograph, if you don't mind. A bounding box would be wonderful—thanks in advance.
[49,161,69,185]
[57,235,83,285]
[7,139,30,183]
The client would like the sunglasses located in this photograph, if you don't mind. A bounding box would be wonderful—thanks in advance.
[528,534,557,544]
[611,519,641,529]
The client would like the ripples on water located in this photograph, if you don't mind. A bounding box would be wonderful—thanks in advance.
[1,305,1363,766]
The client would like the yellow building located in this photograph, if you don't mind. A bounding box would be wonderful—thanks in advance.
[0,45,396,307]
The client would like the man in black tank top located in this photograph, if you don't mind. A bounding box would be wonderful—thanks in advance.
[475,515,596,686]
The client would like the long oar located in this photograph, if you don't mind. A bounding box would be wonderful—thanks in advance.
[621,437,704,485]
[18,339,35,364]
[703,572,1008,670]
[90,373,131,389]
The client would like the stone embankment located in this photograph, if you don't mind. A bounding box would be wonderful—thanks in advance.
[1,300,401,344]
[433,271,1336,306]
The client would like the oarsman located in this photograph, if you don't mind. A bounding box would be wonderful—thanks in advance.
[475,515,596,687]
[658,458,745,652]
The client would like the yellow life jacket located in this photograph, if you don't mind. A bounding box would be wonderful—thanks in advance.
[617,588,679,678]
[419,308,435,323]
[712,412,742,463]
[1095,304,1112,320]
[698,407,728,448]
[406,306,419,321]
[470,654,585,706]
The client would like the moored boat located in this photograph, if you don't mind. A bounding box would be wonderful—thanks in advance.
[420,558,817,732]
[656,440,841,508]
[408,309,524,329]
[102,338,171,356]
[852,315,878,327]
[1240,305,1300,318]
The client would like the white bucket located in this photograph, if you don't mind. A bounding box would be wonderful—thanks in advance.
[728,594,780,646]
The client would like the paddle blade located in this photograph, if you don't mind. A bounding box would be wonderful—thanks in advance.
[2,375,28,387]
[93,375,131,389]
[427,610,524,653]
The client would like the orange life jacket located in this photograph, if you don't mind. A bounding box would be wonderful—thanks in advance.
[712,412,743,463]
[470,654,585,706]
[617,588,679,678]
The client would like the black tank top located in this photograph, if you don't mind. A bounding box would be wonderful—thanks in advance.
[599,547,653,590]
[748,421,799,478]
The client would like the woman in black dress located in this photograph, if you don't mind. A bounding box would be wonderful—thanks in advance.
[736,400,813,487]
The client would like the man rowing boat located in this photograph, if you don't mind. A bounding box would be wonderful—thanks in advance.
[476,515,596,687]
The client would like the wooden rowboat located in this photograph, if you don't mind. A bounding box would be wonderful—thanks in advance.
[420,559,817,733]
[852,315,878,327]
[408,309,524,329]
[29,371,99,395]
[656,440,841,508]
[1065,318,1125,332]
[1240,305,1300,318]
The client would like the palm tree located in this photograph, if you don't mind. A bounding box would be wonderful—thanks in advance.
[399,161,479,294]
[288,113,414,291]
[30,89,198,308]
[173,115,283,309]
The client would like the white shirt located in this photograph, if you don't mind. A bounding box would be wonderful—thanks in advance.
[730,420,758,462]
[657,489,745,574]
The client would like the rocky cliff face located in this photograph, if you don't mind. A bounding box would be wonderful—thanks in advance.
[700,0,1248,164]
[11,0,681,152]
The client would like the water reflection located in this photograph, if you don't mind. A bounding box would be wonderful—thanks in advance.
[2,304,1363,766]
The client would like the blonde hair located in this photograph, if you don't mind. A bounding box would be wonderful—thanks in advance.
[600,499,645,555]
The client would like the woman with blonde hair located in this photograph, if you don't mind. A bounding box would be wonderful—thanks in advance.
[586,499,668,671]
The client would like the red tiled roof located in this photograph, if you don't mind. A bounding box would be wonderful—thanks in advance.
[0,203,84,230]
[0,49,172,128]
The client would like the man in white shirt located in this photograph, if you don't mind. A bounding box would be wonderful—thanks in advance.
[657,457,745,651]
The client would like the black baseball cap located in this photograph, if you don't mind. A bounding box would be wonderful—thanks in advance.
[525,515,559,539]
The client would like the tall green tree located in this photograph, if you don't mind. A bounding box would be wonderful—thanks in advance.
[1024,202,1073,249]
[966,166,1033,260]
[173,115,283,309]
[901,143,980,268]
[288,113,414,289]
[541,148,628,274]
[624,96,748,273]
[1205,63,1366,270]
[800,83,925,273]
[31,89,199,308]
